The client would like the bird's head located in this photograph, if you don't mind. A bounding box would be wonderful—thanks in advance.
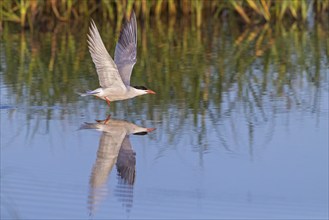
[132,86,156,95]
[133,127,156,135]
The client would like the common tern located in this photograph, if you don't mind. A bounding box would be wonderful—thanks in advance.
[80,11,156,107]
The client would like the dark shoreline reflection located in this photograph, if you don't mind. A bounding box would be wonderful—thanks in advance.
[79,115,156,216]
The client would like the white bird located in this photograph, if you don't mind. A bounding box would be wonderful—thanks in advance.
[80,11,156,107]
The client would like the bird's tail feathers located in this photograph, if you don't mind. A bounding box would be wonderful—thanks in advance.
[76,90,100,97]
[78,122,98,130]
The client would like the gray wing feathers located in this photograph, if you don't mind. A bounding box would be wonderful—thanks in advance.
[114,12,137,86]
[88,20,125,88]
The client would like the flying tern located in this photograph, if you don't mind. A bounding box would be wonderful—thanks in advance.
[80,11,156,106]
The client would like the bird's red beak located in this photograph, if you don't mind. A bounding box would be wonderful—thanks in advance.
[147,127,156,133]
[147,90,156,94]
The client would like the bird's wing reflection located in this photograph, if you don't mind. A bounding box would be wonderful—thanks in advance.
[116,135,136,185]
[89,129,126,188]
[114,135,136,214]
[82,116,155,217]
[88,127,126,216]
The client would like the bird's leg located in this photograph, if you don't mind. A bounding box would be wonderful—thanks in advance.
[105,97,111,106]
[103,114,111,124]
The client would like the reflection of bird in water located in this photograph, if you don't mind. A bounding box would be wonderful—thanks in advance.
[80,115,155,216]
[79,11,156,107]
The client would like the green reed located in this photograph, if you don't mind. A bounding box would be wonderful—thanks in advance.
[1,0,329,29]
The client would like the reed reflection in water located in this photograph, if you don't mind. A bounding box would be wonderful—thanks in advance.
[80,115,155,216]
[1,17,327,138]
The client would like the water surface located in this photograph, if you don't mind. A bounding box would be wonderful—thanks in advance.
[1,18,328,219]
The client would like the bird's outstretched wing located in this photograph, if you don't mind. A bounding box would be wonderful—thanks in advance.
[114,11,137,86]
[88,20,125,89]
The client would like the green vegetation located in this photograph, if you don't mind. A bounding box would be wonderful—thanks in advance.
[1,0,329,29]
